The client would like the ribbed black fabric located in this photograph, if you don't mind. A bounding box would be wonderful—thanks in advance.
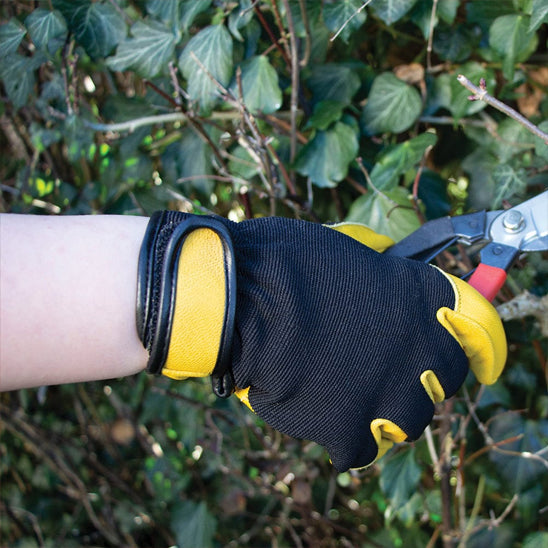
[139,213,469,471]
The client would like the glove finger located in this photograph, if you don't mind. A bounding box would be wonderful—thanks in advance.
[327,222,395,253]
[436,272,507,385]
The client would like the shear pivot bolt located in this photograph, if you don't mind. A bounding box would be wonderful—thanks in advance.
[502,210,524,232]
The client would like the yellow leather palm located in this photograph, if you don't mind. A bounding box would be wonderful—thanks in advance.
[436,270,507,385]
[162,229,226,380]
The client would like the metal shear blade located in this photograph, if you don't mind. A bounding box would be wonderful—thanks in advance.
[384,189,548,301]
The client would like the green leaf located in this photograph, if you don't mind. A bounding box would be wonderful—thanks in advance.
[523,532,548,548]
[487,119,534,163]
[448,62,496,119]
[227,144,261,181]
[345,187,420,242]
[437,0,459,24]
[369,132,438,191]
[529,0,548,31]
[465,0,516,31]
[0,54,36,109]
[462,149,499,210]
[410,0,458,38]
[53,0,127,60]
[371,0,419,25]
[228,0,254,41]
[25,9,67,51]
[361,73,422,135]
[379,448,421,509]
[306,64,361,107]
[489,414,548,492]
[181,0,213,31]
[489,15,537,80]
[433,24,478,63]
[179,25,233,113]
[161,129,215,195]
[307,101,345,131]
[416,169,451,220]
[0,19,26,57]
[171,501,217,548]
[295,122,358,188]
[535,121,548,160]
[107,20,177,78]
[492,165,527,208]
[230,56,282,114]
[146,0,180,26]
[323,0,367,42]
[64,114,94,163]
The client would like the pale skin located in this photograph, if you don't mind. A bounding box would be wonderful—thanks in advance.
[0,214,150,391]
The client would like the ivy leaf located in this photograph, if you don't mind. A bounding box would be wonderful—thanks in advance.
[25,9,67,52]
[228,0,255,41]
[492,165,527,209]
[323,0,367,42]
[535,121,548,161]
[416,169,451,220]
[53,0,127,60]
[465,0,515,32]
[230,55,282,114]
[0,54,38,109]
[306,64,361,107]
[361,73,422,135]
[181,0,213,32]
[345,187,420,242]
[0,19,26,58]
[529,0,548,32]
[162,129,215,195]
[179,25,233,113]
[433,23,478,63]
[307,101,344,131]
[171,501,217,548]
[371,0,419,25]
[369,132,437,191]
[489,414,548,492]
[227,144,261,181]
[379,448,421,509]
[64,114,94,163]
[489,15,537,80]
[524,533,548,548]
[107,20,177,78]
[146,0,180,26]
[295,122,358,188]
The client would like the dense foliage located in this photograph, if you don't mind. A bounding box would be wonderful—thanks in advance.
[1,1,547,546]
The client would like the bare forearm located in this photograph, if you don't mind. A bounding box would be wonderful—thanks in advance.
[0,214,150,390]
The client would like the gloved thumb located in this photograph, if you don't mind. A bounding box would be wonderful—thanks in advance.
[436,271,507,385]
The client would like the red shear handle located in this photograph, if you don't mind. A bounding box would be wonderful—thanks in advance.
[468,264,507,302]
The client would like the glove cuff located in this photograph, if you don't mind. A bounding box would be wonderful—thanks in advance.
[136,212,237,397]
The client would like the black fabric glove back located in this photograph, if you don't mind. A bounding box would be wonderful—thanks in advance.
[228,217,467,471]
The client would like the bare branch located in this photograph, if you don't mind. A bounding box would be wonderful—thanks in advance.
[457,75,548,144]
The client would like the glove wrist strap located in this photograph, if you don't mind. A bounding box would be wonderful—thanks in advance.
[137,212,237,398]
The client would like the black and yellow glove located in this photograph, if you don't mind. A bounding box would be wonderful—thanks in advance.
[137,212,506,472]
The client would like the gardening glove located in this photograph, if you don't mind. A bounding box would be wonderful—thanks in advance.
[137,211,507,472]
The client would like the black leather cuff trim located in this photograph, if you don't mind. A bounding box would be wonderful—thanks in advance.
[136,213,237,397]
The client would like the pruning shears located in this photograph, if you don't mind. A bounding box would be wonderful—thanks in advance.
[384,190,548,302]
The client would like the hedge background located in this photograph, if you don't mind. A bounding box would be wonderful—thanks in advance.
[1,1,547,547]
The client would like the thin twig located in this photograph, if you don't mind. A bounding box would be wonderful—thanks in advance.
[84,112,187,132]
[330,0,374,42]
[426,0,438,72]
[255,2,291,68]
[281,0,299,177]
[457,75,548,143]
